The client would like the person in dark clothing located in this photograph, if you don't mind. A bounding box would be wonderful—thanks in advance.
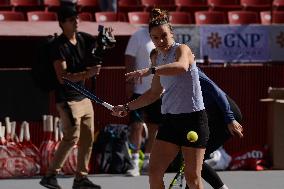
[184,68,244,189]
[39,4,114,189]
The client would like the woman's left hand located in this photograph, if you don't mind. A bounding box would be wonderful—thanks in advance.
[125,68,150,84]
[228,120,244,138]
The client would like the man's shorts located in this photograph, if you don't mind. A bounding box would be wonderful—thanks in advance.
[156,110,209,148]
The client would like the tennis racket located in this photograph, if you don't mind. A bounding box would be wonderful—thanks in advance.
[168,163,185,189]
[62,78,113,110]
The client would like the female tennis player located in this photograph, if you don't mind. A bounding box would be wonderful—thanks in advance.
[112,8,209,189]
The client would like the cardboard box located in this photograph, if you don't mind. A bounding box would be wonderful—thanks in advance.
[260,87,284,169]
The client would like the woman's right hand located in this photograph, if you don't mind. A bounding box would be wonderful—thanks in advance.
[125,68,150,84]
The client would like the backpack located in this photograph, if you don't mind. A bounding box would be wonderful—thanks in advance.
[31,34,59,92]
[93,124,133,174]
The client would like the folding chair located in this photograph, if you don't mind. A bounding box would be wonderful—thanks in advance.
[228,10,260,24]
[128,11,150,24]
[0,11,26,21]
[195,10,227,24]
[27,11,57,21]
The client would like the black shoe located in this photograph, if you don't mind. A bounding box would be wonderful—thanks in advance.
[39,174,62,189]
[72,176,101,189]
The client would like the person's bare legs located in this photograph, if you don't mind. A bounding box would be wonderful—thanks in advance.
[144,123,158,154]
[148,140,180,189]
[127,121,144,176]
[182,146,205,189]
[141,123,158,174]
[129,122,144,152]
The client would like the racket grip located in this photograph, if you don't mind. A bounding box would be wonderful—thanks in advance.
[102,102,114,110]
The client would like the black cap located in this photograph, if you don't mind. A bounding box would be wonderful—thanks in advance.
[57,4,78,22]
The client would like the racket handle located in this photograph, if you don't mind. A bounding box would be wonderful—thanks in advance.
[102,102,114,110]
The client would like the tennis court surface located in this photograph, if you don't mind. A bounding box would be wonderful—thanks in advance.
[1,170,284,189]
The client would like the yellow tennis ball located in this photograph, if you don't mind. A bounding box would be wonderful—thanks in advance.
[187,131,198,142]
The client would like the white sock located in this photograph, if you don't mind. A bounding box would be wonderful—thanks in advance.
[132,153,139,160]
[219,185,229,189]
[132,153,139,168]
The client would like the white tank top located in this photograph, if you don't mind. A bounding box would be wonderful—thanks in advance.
[156,42,205,114]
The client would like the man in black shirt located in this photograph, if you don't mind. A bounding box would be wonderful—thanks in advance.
[40,4,113,189]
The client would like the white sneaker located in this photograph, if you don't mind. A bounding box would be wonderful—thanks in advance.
[126,165,140,177]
